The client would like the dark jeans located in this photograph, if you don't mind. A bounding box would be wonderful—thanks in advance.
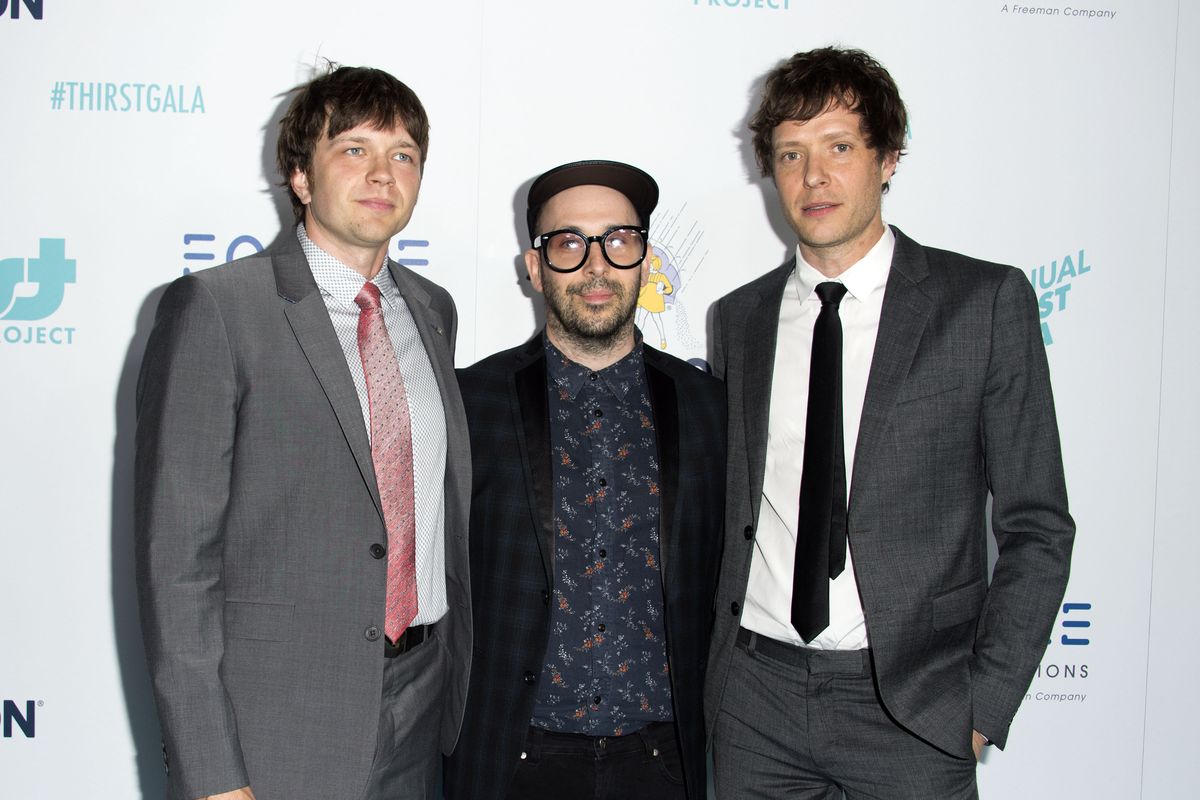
[506,721,686,800]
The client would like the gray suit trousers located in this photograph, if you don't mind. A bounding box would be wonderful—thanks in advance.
[712,631,977,799]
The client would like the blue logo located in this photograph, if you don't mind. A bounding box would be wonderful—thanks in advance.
[0,0,42,20]
[1028,248,1091,345]
[180,231,433,275]
[692,0,791,9]
[2,700,38,738]
[1,238,76,345]
[50,82,206,113]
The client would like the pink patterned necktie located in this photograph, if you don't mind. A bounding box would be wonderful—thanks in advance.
[354,281,418,643]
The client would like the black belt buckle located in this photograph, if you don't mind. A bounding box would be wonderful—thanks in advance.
[384,624,429,658]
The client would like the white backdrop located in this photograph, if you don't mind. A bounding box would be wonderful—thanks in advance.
[2,1,1197,796]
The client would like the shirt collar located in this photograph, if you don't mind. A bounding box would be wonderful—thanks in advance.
[297,223,399,308]
[793,224,895,302]
[544,330,646,402]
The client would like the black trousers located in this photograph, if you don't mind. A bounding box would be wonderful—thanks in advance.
[506,721,686,800]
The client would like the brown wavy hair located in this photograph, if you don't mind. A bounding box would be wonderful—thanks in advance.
[276,64,430,220]
[750,47,907,189]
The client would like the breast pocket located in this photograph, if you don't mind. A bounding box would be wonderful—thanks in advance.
[224,599,294,642]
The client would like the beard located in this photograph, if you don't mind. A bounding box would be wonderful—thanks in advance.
[542,272,639,355]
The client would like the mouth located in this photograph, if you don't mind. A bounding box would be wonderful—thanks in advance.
[802,202,839,217]
[571,282,620,305]
[357,198,395,212]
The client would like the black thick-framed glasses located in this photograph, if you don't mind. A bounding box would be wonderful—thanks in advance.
[532,226,649,273]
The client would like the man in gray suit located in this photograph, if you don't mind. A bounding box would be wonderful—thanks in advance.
[706,47,1074,797]
[135,66,470,800]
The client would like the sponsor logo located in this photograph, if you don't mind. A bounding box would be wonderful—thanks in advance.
[1,238,76,346]
[180,232,431,275]
[50,81,206,113]
[692,0,791,8]
[0,0,42,20]
[1026,600,1091,705]
[1028,248,1091,345]
[999,5,1118,20]
[644,206,709,364]
[2,700,40,738]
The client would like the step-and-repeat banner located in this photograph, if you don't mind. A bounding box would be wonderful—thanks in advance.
[2,1,1196,796]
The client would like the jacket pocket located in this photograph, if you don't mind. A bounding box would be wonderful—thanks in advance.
[931,578,985,631]
[224,599,294,642]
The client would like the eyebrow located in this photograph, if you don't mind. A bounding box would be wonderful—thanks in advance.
[774,128,864,149]
[330,134,418,149]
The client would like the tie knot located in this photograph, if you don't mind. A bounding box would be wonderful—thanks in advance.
[355,281,383,312]
[815,281,848,307]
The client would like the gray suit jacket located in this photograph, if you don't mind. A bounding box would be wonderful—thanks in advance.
[135,232,471,800]
[705,226,1074,758]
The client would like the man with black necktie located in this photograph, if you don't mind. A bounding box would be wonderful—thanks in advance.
[705,47,1075,797]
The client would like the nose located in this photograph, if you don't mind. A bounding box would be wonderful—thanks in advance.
[580,238,611,276]
[367,153,395,186]
[803,154,829,189]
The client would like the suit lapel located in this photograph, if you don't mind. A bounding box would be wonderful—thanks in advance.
[275,236,383,519]
[743,261,793,517]
[850,227,933,502]
[512,339,554,586]
[644,349,679,584]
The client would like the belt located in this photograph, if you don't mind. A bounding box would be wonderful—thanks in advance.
[736,627,870,675]
[384,623,430,658]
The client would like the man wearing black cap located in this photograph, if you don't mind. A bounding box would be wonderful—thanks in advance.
[443,161,726,800]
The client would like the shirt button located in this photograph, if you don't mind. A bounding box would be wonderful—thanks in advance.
[598,623,606,632]
[598,478,607,487]
[588,372,598,381]
[730,602,741,616]
[369,543,386,559]
[364,626,381,641]
[523,671,537,685]
[593,695,602,705]
[743,525,753,541]
[593,408,603,417]
[598,549,607,558]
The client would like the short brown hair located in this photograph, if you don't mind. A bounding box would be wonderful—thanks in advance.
[276,64,430,220]
[750,47,907,187]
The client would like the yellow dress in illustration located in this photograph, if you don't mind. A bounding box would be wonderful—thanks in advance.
[637,254,674,349]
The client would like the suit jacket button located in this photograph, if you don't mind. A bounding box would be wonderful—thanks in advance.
[743,525,753,540]
[523,670,537,685]
[730,601,740,616]
[369,543,386,559]
[541,590,550,605]
[365,626,381,641]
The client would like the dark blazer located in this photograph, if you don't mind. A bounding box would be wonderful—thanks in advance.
[134,232,472,800]
[444,335,726,800]
[705,227,1075,758]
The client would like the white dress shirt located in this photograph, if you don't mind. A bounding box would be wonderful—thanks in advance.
[298,224,449,626]
[741,226,895,649]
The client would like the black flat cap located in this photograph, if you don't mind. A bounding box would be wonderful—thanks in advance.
[525,159,659,241]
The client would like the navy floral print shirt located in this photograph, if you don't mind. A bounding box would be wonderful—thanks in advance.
[530,335,672,736]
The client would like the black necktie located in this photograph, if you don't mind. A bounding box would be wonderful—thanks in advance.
[792,281,849,643]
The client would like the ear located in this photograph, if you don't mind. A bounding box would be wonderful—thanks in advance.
[523,249,544,294]
[290,168,312,205]
[880,150,899,185]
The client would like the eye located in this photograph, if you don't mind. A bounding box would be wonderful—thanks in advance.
[393,152,412,162]
[778,151,801,163]
[345,146,364,156]
[833,143,851,153]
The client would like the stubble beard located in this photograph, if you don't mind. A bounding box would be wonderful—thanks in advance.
[543,273,639,360]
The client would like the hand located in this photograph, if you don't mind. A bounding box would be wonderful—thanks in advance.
[971,729,987,760]
[200,789,255,800]
[656,282,666,295]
